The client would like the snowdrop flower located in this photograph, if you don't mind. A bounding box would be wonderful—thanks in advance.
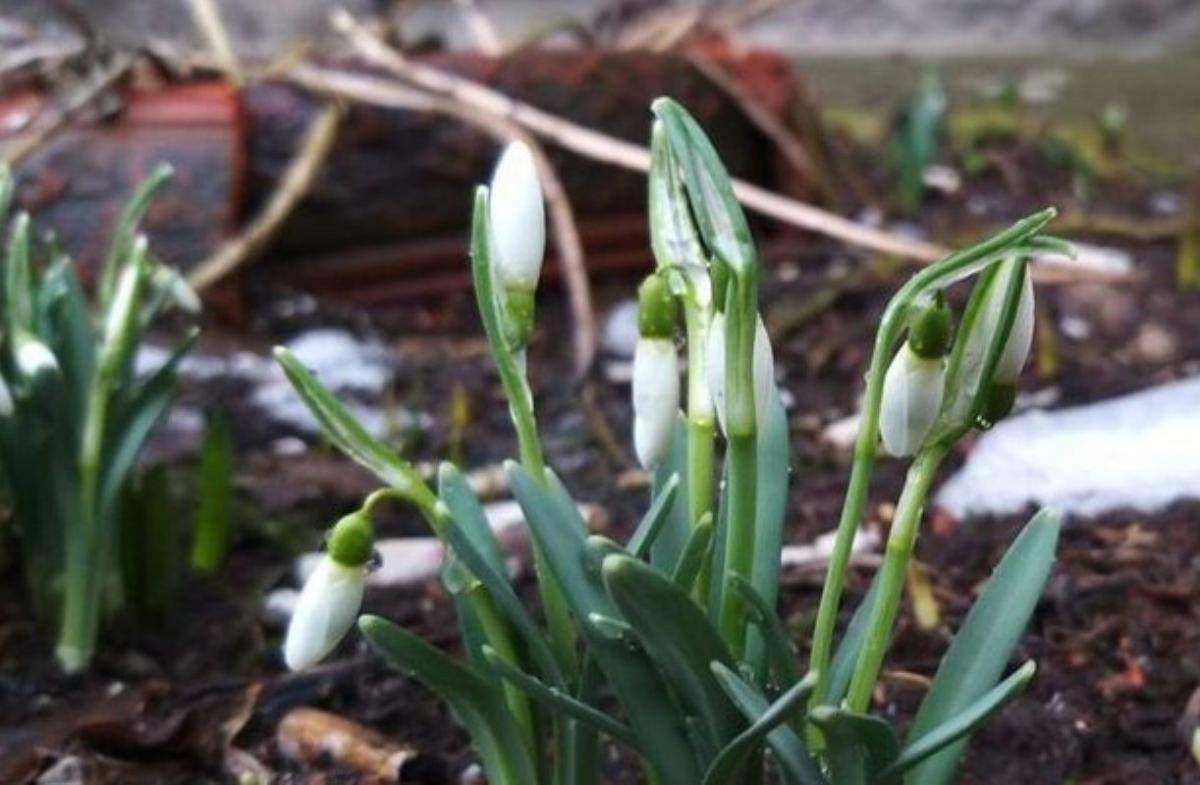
[991,263,1035,385]
[0,374,11,416]
[879,296,951,457]
[632,274,679,468]
[705,312,774,435]
[488,141,545,290]
[284,510,374,670]
[14,333,58,379]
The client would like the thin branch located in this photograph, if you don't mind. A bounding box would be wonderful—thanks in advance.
[184,0,245,87]
[187,102,342,291]
[289,62,598,376]
[329,9,947,263]
[452,0,503,55]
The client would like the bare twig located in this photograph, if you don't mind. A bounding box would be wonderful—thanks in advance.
[329,9,948,263]
[289,61,598,376]
[187,102,342,291]
[184,0,245,87]
[452,0,503,55]
[1,53,132,166]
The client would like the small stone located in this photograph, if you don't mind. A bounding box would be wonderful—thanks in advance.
[1131,323,1176,363]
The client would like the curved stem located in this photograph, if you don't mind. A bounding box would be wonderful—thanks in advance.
[845,445,946,711]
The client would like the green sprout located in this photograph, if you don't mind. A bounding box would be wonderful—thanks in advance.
[0,163,198,672]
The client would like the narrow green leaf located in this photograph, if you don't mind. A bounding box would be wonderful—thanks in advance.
[651,97,757,273]
[190,412,233,573]
[826,573,882,705]
[731,576,800,689]
[810,707,901,785]
[671,513,714,592]
[99,162,172,308]
[274,347,434,507]
[713,662,829,785]
[746,388,790,683]
[602,553,744,750]
[627,471,680,560]
[359,615,538,785]
[880,660,1034,781]
[903,509,1060,785]
[508,463,704,782]
[5,213,34,339]
[483,645,639,747]
[704,668,817,785]
[651,416,691,570]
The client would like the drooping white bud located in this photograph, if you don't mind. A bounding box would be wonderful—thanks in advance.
[991,266,1035,384]
[705,313,775,435]
[632,337,679,468]
[283,555,367,670]
[879,343,946,457]
[15,333,58,379]
[0,374,12,416]
[488,141,545,289]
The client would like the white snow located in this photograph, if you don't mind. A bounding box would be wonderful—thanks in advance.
[936,376,1200,518]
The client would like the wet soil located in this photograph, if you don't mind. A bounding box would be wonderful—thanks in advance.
[3,131,1200,784]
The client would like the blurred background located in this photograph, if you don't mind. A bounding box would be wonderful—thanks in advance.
[1,2,1199,784]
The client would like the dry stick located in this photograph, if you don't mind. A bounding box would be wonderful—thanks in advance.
[452,0,504,55]
[184,0,245,87]
[2,54,132,166]
[188,102,341,291]
[330,9,947,264]
[288,63,598,376]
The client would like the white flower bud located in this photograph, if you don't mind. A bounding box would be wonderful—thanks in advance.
[705,313,775,435]
[879,343,946,457]
[283,556,367,670]
[0,375,12,416]
[992,267,1035,384]
[15,334,58,379]
[488,141,545,289]
[632,337,679,468]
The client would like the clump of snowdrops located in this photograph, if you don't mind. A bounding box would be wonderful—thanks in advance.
[279,99,1071,785]
[0,164,198,672]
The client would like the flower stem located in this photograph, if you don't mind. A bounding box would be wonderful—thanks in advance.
[684,300,715,601]
[845,444,946,711]
[717,431,757,658]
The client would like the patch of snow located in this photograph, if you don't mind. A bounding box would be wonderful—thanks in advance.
[936,377,1200,518]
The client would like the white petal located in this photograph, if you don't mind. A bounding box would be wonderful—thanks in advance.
[15,335,57,378]
[879,345,945,457]
[0,376,11,416]
[488,141,545,289]
[993,268,1035,383]
[632,338,679,468]
[752,316,776,429]
[283,557,366,670]
[705,312,727,434]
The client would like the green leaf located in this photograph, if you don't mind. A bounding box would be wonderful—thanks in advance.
[38,257,94,433]
[671,513,714,592]
[903,508,1060,785]
[482,645,638,747]
[602,553,743,751]
[508,463,704,783]
[651,97,757,273]
[627,471,680,560]
[437,462,507,578]
[4,213,34,340]
[746,388,790,682]
[190,412,233,573]
[98,162,172,308]
[880,660,1034,781]
[826,573,882,705]
[712,662,828,785]
[119,465,177,621]
[810,707,901,785]
[651,415,691,570]
[274,347,434,507]
[731,576,800,689]
[704,668,817,785]
[359,615,538,785]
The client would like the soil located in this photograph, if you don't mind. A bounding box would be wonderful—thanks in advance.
[3,126,1200,784]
